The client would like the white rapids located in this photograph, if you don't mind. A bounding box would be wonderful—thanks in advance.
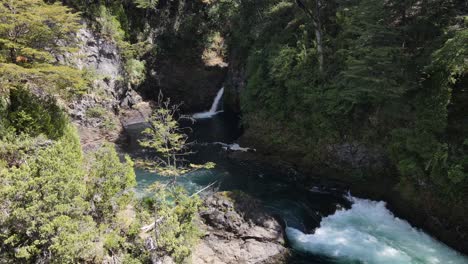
[286,195,468,264]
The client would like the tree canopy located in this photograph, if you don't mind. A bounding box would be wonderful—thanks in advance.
[0,0,89,94]
[221,0,468,200]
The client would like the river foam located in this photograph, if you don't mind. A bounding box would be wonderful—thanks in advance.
[286,196,468,264]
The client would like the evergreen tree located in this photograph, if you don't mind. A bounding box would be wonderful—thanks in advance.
[0,126,143,262]
[0,126,98,263]
[0,0,89,94]
[139,93,214,179]
[86,143,136,222]
[138,94,212,263]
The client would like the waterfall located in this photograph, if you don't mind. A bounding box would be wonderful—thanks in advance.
[193,87,224,119]
[209,87,224,113]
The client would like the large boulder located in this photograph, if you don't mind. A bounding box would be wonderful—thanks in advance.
[192,192,289,264]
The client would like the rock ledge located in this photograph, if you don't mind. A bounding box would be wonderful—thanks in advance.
[192,192,289,264]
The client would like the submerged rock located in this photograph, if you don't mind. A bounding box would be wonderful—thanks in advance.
[192,192,289,264]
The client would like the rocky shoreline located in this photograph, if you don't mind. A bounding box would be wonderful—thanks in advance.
[192,192,289,264]
[230,139,468,256]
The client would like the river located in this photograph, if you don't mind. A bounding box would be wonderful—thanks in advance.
[120,112,468,264]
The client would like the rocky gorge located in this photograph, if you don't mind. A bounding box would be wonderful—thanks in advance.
[4,1,466,263]
[47,0,468,262]
[61,21,289,263]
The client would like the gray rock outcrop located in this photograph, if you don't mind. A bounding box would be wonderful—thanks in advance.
[192,192,288,264]
[58,26,128,123]
[56,24,146,150]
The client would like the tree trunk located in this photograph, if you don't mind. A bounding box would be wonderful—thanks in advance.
[9,48,16,63]
[295,0,324,73]
[313,0,324,73]
[314,25,324,73]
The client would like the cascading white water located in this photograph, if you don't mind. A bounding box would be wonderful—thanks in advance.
[209,87,224,113]
[286,196,468,264]
[193,87,224,119]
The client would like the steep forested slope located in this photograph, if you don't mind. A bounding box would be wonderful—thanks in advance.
[0,1,199,262]
[1,0,467,261]
[217,0,468,252]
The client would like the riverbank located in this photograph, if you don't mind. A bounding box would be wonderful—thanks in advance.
[192,191,289,264]
[119,117,468,262]
[235,135,468,256]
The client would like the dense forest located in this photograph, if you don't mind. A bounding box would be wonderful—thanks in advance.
[223,0,468,253]
[219,0,468,194]
[222,0,468,243]
[0,0,467,263]
[0,1,200,262]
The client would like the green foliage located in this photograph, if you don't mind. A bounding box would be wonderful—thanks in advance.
[103,231,126,251]
[0,124,147,262]
[140,102,189,177]
[0,1,203,262]
[86,106,107,118]
[137,96,212,262]
[85,106,117,131]
[430,25,468,86]
[224,0,468,201]
[102,117,117,131]
[86,144,136,222]
[148,186,202,263]
[0,88,144,262]
[139,95,215,177]
[126,58,147,85]
[6,88,68,139]
[0,125,97,263]
[0,64,91,95]
[96,5,126,42]
[335,0,409,107]
[92,4,149,88]
[388,23,468,198]
[207,0,240,27]
[134,0,159,10]
[0,0,80,64]
[0,0,88,96]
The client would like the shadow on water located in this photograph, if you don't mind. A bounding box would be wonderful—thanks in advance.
[118,111,468,264]
[183,111,243,144]
[118,112,355,263]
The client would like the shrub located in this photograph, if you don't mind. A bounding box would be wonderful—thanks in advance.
[126,59,146,86]
[86,106,107,119]
[7,88,68,139]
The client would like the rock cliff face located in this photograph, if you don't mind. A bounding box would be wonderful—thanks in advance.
[137,0,228,113]
[192,192,288,264]
[59,24,145,150]
[223,52,246,114]
[145,58,226,113]
[73,27,127,102]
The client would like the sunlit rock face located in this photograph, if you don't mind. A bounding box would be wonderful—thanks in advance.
[56,25,143,149]
[192,192,288,264]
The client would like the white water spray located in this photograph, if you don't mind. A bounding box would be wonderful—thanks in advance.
[210,142,255,152]
[286,196,468,264]
[193,87,224,119]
